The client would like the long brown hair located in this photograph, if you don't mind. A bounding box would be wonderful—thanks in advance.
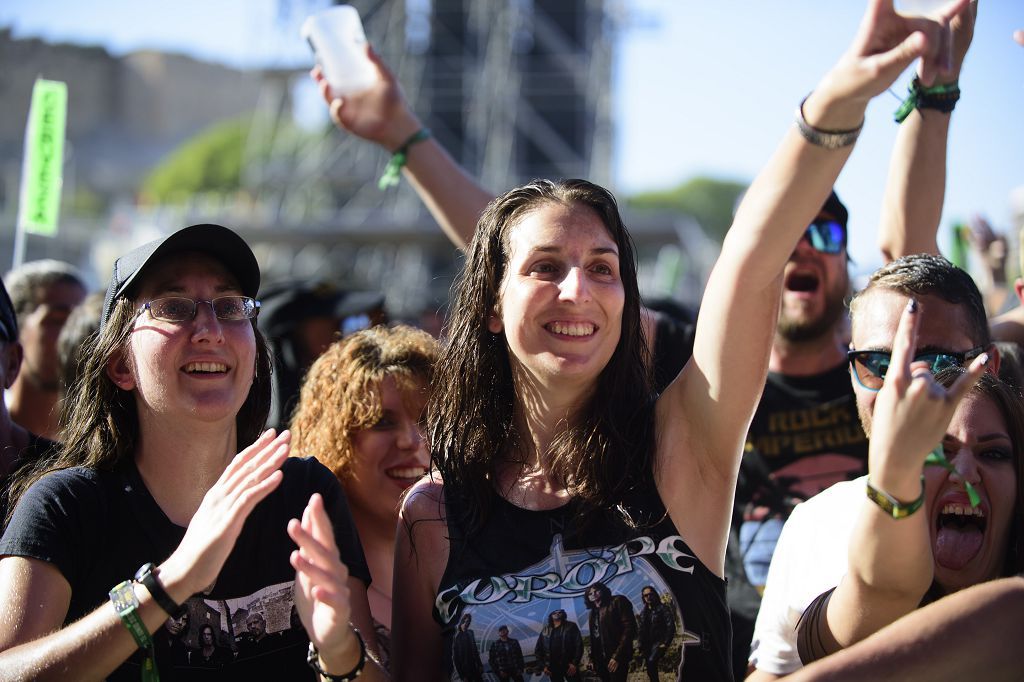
[935,369,1024,581]
[429,178,655,535]
[6,278,272,523]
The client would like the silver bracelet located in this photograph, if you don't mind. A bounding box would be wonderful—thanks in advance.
[794,94,863,149]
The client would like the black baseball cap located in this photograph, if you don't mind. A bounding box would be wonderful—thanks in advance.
[257,279,385,337]
[100,224,260,329]
[0,279,18,343]
[821,190,849,229]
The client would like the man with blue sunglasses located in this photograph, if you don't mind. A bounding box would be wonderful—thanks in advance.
[738,190,866,594]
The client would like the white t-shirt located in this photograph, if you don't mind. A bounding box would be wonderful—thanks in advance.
[747,476,866,675]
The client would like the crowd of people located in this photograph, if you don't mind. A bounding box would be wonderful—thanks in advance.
[0,1,1021,680]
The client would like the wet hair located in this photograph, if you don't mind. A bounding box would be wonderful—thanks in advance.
[5,256,272,524]
[850,254,990,348]
[4,259,87,327]
[429,178,654,535]
[289,324,437,479]
[934,369,1024,580]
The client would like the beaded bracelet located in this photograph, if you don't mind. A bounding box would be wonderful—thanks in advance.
[894,78,960,123]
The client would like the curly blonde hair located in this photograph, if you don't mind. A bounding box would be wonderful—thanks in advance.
[289,324,437,480]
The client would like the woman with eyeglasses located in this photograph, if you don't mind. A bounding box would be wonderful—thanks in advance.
[391,3,970,680]
[289,324,437,671]
[796,299,1024,664]
[0,224,387,680]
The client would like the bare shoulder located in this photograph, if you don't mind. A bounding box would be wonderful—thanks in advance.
[400,472,447,525]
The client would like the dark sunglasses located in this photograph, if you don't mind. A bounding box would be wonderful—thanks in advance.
[138,296,260,323]
[803,219,846,254]
[847,346,986,392]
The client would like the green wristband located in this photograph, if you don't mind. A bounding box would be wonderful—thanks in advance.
[378,128,432,190]
[865,476,925,519]
[894,78,960,123]
[109,580,160,682]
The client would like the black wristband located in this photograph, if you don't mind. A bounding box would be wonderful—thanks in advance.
[134,562,182,617]
[307,628,366,681]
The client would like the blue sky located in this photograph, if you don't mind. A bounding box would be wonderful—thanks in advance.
[2,0,1022,274]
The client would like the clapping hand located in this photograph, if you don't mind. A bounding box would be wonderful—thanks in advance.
[160,429,291,599]
[289,493,362,673]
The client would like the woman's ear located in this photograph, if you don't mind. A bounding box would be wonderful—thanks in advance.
[106,349,135,391]
[487,309,503,334]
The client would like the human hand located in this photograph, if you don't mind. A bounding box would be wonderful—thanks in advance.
[160,429,290,599]
[818,0,970,109]
[607,658,619,673]
[567,663,577,676]
[313,45,422,151]
[938,0,976,81]
[867,299,988,490]
[966,216,1008,283]
[289,493,358,671]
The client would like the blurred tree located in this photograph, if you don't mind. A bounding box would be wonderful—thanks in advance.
[141,117,250,204]
[628,176,748,244]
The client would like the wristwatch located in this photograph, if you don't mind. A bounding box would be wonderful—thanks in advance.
[134,562,183,616]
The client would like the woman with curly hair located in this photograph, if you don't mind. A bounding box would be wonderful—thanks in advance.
[290,323,437,668]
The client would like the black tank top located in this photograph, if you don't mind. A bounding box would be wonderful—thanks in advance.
[434,483,734,681]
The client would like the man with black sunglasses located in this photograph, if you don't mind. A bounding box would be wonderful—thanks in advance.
[749,253,1000,679]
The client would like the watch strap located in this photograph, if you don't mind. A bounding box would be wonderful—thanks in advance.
[135,562,182,617]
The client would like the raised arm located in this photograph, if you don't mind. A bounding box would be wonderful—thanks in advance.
[798,301,987,660]
[878,1,976,262]
[315,47,492,249]
[655,0,971,575]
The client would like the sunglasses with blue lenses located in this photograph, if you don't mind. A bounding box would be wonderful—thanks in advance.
[804,219,846,254]
[847,346,987,391]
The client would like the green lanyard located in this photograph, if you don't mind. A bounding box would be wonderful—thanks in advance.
[109,580,161,682]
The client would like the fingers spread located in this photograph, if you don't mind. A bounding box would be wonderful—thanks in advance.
[888,298,920,391]
[946,350,990,405]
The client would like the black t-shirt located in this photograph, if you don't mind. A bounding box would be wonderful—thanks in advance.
[436,484,734,681]
[0,456,369,681]
[1,430,57,523]
[739,362,868,518]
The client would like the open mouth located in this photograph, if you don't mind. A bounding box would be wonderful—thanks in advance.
[784,271,820,293]
[934,502,986,570]
[545,321,596,337]
[182,361,229,375]
[386,466,427,484]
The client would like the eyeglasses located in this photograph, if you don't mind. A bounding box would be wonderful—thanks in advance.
[138,296,260,323]
[803,219,846,254]
[847,346,986,391]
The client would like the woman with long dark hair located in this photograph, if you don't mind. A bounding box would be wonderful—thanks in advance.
[391,3,969,680]
[0,224,386,680]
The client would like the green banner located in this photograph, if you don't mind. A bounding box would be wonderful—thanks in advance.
[18,79,68,237]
